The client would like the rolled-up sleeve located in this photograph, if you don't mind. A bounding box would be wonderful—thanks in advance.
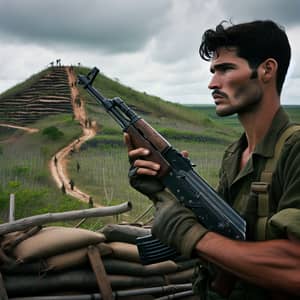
[267,208,300,239]
[268,133,300,240]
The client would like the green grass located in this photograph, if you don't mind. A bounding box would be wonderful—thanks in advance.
[189,104,300,128]
[284,105,300,123]
[76,67,214,129]
[0,113,88,224]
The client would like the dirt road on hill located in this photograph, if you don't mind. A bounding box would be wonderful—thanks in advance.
[49,67,98,206]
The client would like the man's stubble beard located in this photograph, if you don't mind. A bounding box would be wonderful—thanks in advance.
[216,79,263,117]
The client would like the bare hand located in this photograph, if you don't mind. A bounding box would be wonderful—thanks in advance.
[124,133,160,176]
[124,133,189,176]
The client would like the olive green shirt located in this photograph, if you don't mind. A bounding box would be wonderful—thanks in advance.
[208,106,300,299]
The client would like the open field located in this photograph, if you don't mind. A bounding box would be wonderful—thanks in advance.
[189,104,300,128]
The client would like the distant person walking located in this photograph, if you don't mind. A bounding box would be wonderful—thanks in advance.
[69,179,75,190]
[61,183,66,194]
[88,196,94,208]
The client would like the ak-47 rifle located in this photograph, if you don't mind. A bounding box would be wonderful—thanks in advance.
[78,67,246,265]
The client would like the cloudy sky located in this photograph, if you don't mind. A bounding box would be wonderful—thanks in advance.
[0,0,300,105]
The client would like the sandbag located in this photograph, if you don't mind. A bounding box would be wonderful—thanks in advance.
[0,261,44,275]
[166,268,194,284]
[100,224,150,244]
[12,226,106,262]
[1,226,42,252]
[102,258,178,276]
[107,242,140,263]
[102,258,198,277]
[45,242,112,272]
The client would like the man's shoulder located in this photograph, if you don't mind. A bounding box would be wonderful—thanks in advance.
[279,124,300,158]
[284,124,300,144]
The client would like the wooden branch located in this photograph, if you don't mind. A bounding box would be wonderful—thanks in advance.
[0,202,132,236]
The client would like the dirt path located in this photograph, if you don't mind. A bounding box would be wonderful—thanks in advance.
[0,123,39,133]
[0,123,39,144]
[49,67,99,206]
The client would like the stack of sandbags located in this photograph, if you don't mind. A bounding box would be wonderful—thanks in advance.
[0,225,199,299]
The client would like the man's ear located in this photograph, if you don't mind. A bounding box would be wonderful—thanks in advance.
[260,58,278,83]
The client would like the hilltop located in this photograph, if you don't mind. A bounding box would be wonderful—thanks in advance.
[0,66,211,128]
[0,67,73,125]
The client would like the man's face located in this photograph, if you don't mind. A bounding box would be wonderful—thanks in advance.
[208,47,263,117]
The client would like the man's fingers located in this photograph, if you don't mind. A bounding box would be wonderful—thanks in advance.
[129,148,150,159]
[136,167,158,176]
[124,132,161,176]
[124,133,151,158]
[181,150,189,158]
[134,159,160,171]
[123,133,133,151]
[129,166,157,177]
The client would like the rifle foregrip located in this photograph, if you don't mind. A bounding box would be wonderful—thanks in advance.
[132,119,170,151]
[126,123,171,178]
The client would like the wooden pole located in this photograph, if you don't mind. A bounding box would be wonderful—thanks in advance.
[87,246,113,300]
[9,194,15,223]
[0,202,132,236]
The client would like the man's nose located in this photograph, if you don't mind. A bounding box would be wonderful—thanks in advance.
[208,74,221,90]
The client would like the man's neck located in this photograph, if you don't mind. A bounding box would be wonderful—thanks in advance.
[238,96,280,170]
[240,97,280,151]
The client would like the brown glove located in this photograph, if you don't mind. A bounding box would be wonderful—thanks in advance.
[128,165,165,197]
[151,189,209,258]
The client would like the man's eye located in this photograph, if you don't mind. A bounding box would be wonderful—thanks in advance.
[220,66,233,72]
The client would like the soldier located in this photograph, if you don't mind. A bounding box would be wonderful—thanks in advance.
[88,196,94,208]
[125,20,300,299]
[69,179,74,190]
[61,183,66,194]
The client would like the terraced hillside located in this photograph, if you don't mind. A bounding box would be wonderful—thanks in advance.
[0,67,72,125]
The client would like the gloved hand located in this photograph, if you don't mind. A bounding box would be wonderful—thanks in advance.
[151,189,209,258]
[128,165,165,197]
[125,132,165,197]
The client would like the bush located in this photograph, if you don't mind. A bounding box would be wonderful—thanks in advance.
[12,166,29,176]
[42,126,64,140]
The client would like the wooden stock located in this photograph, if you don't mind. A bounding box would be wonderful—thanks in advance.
[127,119,171,178]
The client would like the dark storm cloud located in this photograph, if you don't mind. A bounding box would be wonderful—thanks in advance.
[0,0,171,53]
[220,0,300,28]
[0,0,300,104]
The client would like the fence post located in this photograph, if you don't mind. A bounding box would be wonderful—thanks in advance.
[9,193,15,222]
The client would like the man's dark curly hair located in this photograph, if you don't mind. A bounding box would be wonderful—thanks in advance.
[199,20,291,95]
